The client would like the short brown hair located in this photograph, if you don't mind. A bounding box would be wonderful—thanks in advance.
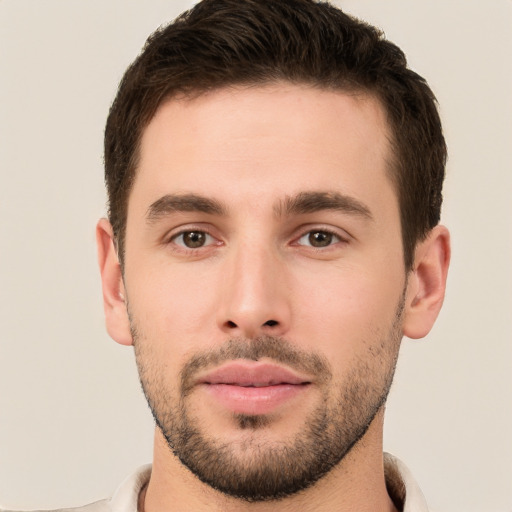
[104,0,446,270]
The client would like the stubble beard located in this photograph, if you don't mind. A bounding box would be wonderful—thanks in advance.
[131,297,404,503]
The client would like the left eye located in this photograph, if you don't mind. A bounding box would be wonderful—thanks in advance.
[297,230,340,248]
[172,231,214,249]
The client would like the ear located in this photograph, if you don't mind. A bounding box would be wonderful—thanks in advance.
[96,218,133,346]
[402,225,451,339]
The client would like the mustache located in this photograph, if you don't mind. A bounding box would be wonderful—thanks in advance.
[180,335,332,395]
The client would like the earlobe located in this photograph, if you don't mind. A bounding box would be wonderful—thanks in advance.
[96,218,133,346]
[402,225,451,339]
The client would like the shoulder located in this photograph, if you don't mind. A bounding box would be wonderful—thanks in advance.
[0,500,111,512]
[0,464,151,512]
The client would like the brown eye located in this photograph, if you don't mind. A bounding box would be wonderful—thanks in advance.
[308,231,334,247]
[174,231,211,248]
[297,230,340,248]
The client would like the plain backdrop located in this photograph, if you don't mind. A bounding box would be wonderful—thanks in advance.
[1,1,511,511]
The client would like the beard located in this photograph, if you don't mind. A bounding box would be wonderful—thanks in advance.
[131,295,405,503]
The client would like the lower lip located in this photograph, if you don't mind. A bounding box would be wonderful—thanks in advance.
[203,383,309,415]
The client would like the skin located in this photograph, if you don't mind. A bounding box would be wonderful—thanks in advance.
[97,83,450,511]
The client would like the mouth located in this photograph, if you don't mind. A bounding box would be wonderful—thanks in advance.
[196,361,312,415]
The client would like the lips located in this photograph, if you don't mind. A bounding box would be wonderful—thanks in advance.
[199,362,310,387]
[196,362,312,415]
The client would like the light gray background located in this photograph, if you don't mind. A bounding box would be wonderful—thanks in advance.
[1,1,511,511]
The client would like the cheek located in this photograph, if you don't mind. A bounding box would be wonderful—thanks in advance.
[125,260,221,348]
[290,264,403,357]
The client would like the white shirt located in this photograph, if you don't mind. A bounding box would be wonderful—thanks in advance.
[0,454,430,511]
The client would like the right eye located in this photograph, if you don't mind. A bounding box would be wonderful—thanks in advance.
[171,230,215,249]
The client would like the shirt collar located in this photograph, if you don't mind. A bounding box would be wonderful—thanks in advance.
[384,453,430,512]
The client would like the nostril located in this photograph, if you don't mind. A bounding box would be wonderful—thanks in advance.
[226,320,237,328]
[264,320,278,327]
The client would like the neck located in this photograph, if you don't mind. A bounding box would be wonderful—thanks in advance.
[142,410,399,512]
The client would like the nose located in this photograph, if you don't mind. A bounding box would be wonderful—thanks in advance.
[216,242,291,339]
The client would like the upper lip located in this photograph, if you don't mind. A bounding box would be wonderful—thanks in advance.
[197,361,311,387]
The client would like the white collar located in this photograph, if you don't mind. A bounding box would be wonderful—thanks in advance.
[384,453,430,511]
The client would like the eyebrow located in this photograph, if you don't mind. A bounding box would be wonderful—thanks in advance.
[146,193,226,223]
[145,190,372,224]
[276,191,373,220]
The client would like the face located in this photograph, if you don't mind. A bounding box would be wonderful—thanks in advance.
[122,84,408,500]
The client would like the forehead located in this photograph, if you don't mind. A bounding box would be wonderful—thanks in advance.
[130,83,395,216]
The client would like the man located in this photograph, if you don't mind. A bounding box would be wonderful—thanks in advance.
[7,0,450,510]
